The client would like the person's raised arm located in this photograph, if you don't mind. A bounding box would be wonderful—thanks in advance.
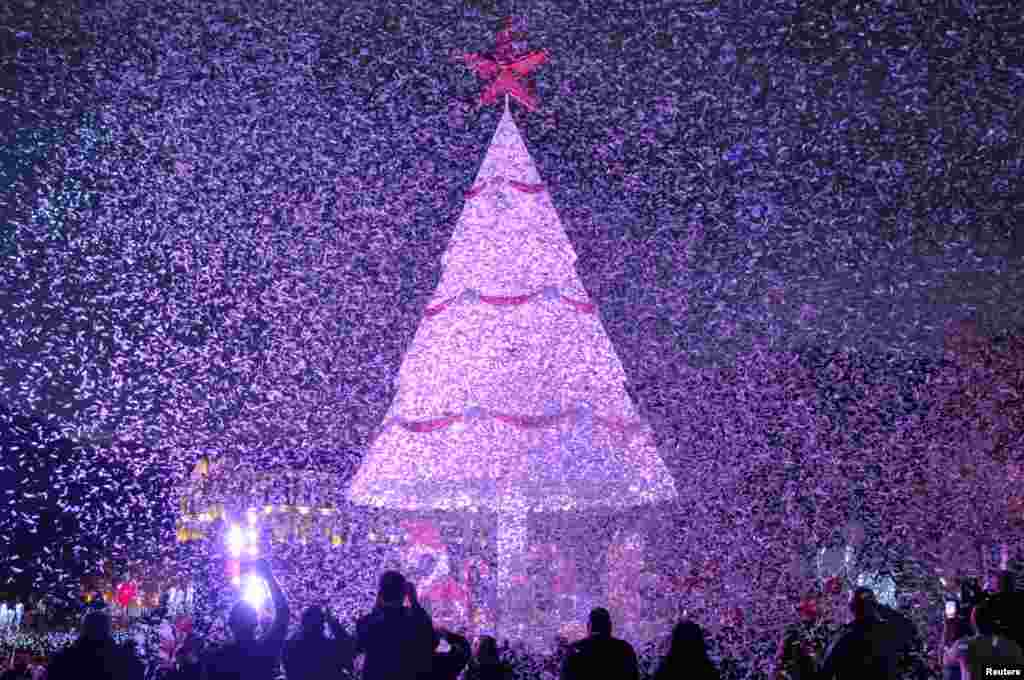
[126,650,145,680]
[405,580,421,609]
[818,634,847,680]
[878,603,914,638]
[251,560,289,646]
[942,639,964,673]
[404,581,434,677]
[199,656,212,680]
[626,644,640,680]
[559,646,578,680]
[445,629,472,666]
[327,608,357,664]
[405,581,433,629]
[354,613,369,657]
[327,609,353,642]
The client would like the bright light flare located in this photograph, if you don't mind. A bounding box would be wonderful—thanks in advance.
[243,573,269,608]
[247,527,259,556]
[227,524,245,558]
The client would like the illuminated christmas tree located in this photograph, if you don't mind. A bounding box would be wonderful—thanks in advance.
[348,19,676,640]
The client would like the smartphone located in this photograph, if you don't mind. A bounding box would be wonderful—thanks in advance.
[945,600,957,619]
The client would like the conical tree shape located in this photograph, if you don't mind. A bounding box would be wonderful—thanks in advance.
[348,103,676,635]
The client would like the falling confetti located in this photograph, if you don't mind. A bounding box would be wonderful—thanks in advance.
[1,1,1023,678]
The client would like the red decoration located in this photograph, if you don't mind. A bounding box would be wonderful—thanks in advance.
[405,415,462,433]
[722,606,744,627]
[824,575,842,595]
[464,176,547,199]
[507,179,546,194]
[492,412,563,428]
[1010,495,1024,527]
[464,184,487,200]
[561,297,596,314]
[424,287,595,317]
[402,519,446,551]
[424,576,467,606]
[116,582,138,607]
[464,176,502,199]
[461,17,549,112]
[422,296,454,316]
[175,615,193,636]
[798,597,820,621]
[480,292,535,306]
[371,406,645,447]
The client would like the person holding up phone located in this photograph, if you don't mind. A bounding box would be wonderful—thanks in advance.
[201,559,290,680]
[356,572,435,680]
[284,602,356,680]
[428,626,472,680]
[819,588,910,680]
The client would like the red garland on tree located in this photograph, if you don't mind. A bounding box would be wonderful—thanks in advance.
[460,17,549,112]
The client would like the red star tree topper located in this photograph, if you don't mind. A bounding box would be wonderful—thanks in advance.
[461,17,549,112]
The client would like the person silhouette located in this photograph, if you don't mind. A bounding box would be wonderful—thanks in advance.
[465,635,513,680]
[200,559,289,680]
[284,605,356,680]
[47,611,144,680]
[356,572,435,680]
[819,587,909,680]
[653,620,720,680]
[560,608,639,680]
[164,633,203,680]
[428,627,471,680]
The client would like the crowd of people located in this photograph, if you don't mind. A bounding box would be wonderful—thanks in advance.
[4,560,1024,680]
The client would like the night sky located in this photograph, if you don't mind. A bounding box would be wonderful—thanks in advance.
[1,0,1023,657]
